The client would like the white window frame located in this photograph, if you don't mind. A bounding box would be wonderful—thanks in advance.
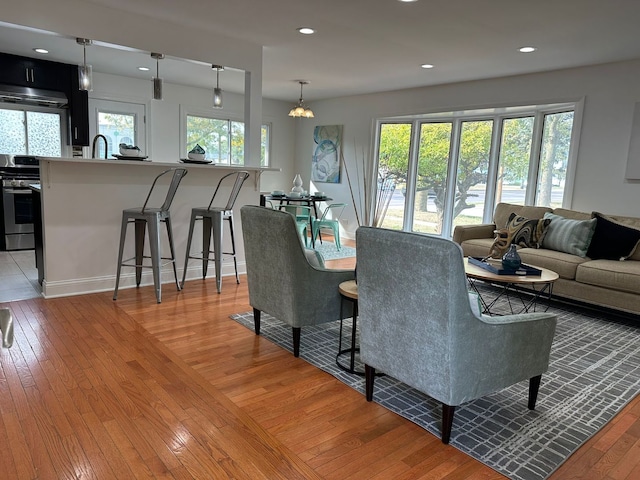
[373,99,584,237]
[180,105,271,166]
[89,99,146,158]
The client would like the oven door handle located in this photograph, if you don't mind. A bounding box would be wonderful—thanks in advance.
[3,188,33,194]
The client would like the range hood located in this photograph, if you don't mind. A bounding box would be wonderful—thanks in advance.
[0,83,68,108]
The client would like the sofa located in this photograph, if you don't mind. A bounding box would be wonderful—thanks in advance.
[453,203,640,316]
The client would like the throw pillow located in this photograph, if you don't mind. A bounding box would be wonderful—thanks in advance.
[586,212,640,260]
[541,212,597,257]
[505,213,551,248]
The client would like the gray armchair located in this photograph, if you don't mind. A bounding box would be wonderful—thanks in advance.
[240,205,355,357]
[356,227,557,444]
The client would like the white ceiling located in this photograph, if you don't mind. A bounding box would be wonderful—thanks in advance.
[1,0,640,103]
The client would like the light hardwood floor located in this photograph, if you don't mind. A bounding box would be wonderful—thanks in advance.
[0,241,638,479]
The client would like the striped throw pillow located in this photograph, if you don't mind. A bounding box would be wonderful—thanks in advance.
[541,212,597,257]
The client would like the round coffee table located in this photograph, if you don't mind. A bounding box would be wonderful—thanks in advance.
[464,257,559,315]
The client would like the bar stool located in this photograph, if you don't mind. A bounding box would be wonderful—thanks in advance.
[113,168,188,303]
[181,170,250,293]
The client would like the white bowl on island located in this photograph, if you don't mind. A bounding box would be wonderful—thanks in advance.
[119,144,141,157]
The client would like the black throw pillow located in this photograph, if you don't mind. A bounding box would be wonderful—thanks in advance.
[586,212,640,260]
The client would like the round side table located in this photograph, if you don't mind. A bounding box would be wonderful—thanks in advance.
[337,280,363,375]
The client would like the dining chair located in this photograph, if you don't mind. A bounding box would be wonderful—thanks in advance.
[279,204,313,247]
[312,203,347,250]
[113,167,188,303]
[181,170,250,293]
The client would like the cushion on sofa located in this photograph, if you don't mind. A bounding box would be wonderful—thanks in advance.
[586,212,640,260]
[517,248,587,280]
[541,212,597,258]
[506,213,551,248]
[576,259,640,294]
[460,238,495,259]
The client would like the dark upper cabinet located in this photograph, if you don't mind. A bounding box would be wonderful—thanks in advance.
[69,72,90,146]
[0,52,90,146]
[0,52,71,92]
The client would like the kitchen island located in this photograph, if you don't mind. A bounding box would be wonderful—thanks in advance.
[38,156,276,298]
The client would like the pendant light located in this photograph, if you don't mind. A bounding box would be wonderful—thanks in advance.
[212,65,224,109]
[76,38,93,91]
[151,53,164,100]
[288,81,314,118]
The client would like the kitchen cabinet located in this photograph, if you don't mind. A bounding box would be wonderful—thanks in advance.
[0,52,90,146]
[68,72,89,146]
[0,52,71,92]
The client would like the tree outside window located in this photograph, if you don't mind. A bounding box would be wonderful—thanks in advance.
[375,105,576,236]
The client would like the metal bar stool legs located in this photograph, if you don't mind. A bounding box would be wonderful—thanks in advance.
[181,210,199,289]
[181,210,240,294]
[113,214,180,303]
[202,216,213,278]
[146,214,162,303]
[164,215,181,292]
[134,219,146,286]
[228,214,240,284]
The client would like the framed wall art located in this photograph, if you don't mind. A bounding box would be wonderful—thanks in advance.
[311,124,342,183]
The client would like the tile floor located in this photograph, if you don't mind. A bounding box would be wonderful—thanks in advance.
[0,250,41,302]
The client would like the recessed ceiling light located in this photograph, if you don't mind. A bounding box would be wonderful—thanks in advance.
[519,46,537,53]
[399,0,419,2]
[297,27,315,35]
[33,48,48,54]
[421,64,434,69]
[138,66,150,71]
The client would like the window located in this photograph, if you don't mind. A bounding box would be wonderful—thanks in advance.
[185,113,271,166]
[0,106,63,156]
[89,99,146,158]
[374,103,579,237]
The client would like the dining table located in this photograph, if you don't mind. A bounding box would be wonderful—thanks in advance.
[260,193,333,219]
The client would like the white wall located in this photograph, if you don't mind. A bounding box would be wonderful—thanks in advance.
[298,59,640,238]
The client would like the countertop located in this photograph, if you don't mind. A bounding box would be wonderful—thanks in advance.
[38,156,279,172]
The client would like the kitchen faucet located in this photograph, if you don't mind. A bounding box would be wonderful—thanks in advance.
[91,134,108,159]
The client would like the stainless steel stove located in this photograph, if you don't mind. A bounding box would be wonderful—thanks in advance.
[1,155,40,250]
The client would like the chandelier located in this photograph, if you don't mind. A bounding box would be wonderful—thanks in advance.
[288,81,314,118]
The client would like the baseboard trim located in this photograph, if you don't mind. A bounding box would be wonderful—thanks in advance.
[42,262,246,298]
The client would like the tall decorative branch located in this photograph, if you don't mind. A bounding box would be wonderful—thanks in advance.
[343,141,396,228]
[342,147,361,226]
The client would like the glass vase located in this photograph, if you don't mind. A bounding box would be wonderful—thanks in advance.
[502,244,522,270]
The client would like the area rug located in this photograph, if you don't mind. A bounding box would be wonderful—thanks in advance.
[230,293,640,480]
[313,239,356,261]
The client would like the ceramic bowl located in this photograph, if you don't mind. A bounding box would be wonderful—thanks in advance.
[119,147,141,157]
[187,152,205,161]
[271,190,284,196]
[315,191,325,197]
[288,192,301,198]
